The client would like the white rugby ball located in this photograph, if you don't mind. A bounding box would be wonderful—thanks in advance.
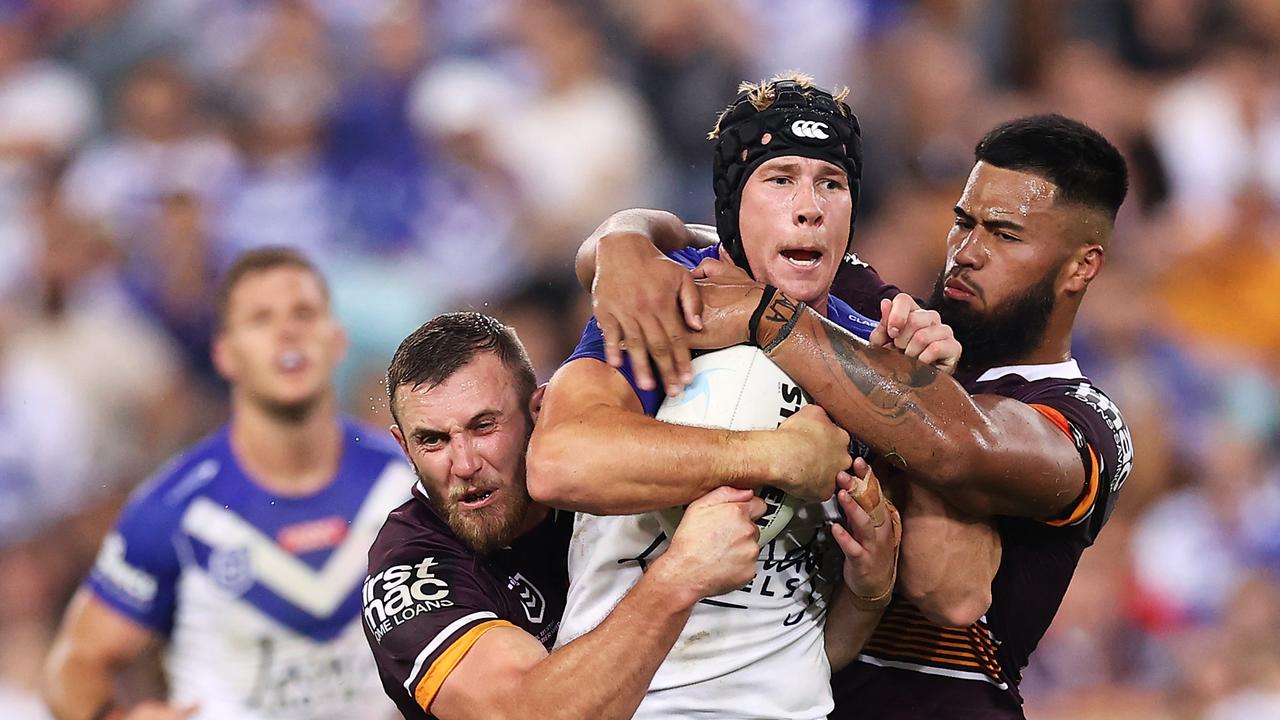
[655,345,810,546]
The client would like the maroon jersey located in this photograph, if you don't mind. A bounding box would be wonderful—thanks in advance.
[362,483,572,719]
[831,361,1134,719]
[831,251,906,317]
[829,255,1133,718]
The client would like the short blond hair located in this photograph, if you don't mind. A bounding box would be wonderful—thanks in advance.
[708,71,851,139]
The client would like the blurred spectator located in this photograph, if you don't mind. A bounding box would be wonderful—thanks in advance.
[124,192,221,391]
[0,2,1278,717]
[7,195,188,504]
[737,0,868,90]
[328,0,430,253]
[405,59,527,303]
[1157,188,1280,362]
[219,0,338,260]
[491,0,658,271]
[1130,424,1280,625]
[608,0,746,219]
[0,7,97,298]
[47,0,180,104]
[59,58,240,256]
[1149,30,1280,228]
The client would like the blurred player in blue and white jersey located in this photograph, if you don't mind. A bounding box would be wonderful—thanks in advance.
[43,248,413,720]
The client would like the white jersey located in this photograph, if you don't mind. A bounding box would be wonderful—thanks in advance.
[87,421,413,720]
[556,502,843,719]
[561,250,882,718]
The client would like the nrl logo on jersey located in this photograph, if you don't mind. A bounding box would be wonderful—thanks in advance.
[508,573,546,624]
[363,557,453,642]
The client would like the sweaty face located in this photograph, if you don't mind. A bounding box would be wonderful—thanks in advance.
[216,267,344,419]
[928,162,1077,371]
[738,156,851,311]
[392,353,532,555]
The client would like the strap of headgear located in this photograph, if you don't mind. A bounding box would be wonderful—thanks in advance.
[711,80,862,274]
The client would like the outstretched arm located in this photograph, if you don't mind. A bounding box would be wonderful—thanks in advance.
[44,592,194,720]
[527,358,852,513]
[742,287,1085,519]
[427,487,765,720]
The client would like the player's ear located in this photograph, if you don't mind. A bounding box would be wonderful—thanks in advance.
[212,333,236,380]
[1063,244,1104,293]
[330,323,349,363]
[529,383,547,423]
[389,423,409,456]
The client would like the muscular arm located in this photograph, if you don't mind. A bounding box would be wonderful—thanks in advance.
[895,481,1000,628]
[430,488,761,720]
[527,358,833,513]
[434,569,692,720]
[43,591,166,720]
[752,293,1084,519]
[574,209,716,291]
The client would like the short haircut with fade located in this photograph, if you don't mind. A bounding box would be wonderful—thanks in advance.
[386,312,537,426]
[214,247,329,330]
[975,114,1129,220]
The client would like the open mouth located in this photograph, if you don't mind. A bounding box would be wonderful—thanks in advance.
[277,351,308,373]
[780,248,823,269]
[458,488,498,510]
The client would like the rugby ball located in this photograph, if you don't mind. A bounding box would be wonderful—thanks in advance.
[654,345,810,546]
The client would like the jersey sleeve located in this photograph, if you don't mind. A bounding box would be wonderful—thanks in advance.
[363,542,519,714]
[830,252,905,319]
[564,317,664,415]
[1024,382,1134,543]
[561,240,719,418]
[84,485,182,634]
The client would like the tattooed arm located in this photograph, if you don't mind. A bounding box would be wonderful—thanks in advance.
[694,284,1086,520]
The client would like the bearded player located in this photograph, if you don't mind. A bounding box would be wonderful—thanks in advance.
[43,248,414,720]
[364,311,886,720]
[528,76,947,720]
[581,111,1134,718]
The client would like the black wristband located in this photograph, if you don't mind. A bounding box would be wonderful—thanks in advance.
[761,301,806,353]
[748,285,779,346]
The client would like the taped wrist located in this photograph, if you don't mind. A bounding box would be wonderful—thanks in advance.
[750,287,807,352]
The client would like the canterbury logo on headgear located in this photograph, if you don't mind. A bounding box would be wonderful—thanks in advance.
[789,120,830,140]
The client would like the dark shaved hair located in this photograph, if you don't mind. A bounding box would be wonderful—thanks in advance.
[215,247,329,330]
[386,312,536,425]
[975,114,1128,220]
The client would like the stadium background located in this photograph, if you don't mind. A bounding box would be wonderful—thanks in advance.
[0,0,1277,718]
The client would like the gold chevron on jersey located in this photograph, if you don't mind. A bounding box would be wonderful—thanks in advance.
[855,595,1009,689]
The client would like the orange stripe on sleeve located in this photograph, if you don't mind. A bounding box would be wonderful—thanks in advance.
[414,619,515,712]
[1029,403,1099,527]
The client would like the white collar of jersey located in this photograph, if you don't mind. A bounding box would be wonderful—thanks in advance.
[975,358,1083,383]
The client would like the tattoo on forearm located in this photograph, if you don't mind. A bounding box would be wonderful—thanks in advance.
[763,292,800,325]
[753,290,805,351]
[817,321,941,426]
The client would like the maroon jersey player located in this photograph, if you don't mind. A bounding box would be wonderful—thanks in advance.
[364,312,888,720]
[577,113,1134,718]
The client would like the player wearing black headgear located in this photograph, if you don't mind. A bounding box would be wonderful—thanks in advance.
[710,75,863,274]
[574,112,1135,720]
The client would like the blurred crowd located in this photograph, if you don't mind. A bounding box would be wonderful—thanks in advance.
[0,0,1277,718]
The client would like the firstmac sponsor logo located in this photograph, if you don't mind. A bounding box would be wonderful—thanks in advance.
[363,557,453,642]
